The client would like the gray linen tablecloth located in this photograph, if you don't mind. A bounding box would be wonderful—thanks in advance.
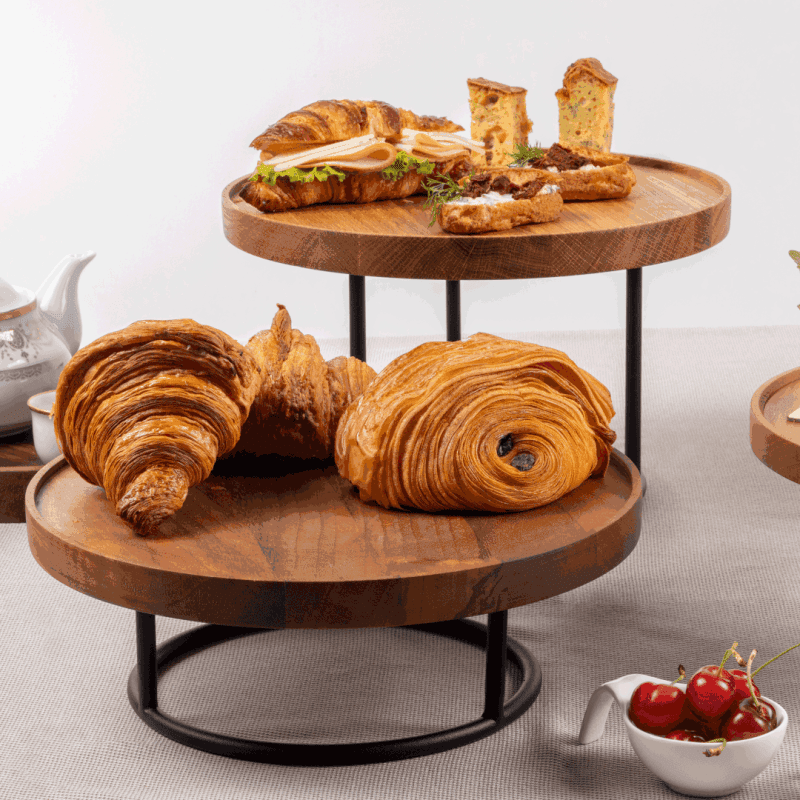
[2,325,799,799]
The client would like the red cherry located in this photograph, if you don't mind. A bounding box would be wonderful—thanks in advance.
[666,729,707,742]
[721,697,777,741]
[686,665,737,721]
[729,668,761,703]
[677,706,720,740]
[628,682,686,734]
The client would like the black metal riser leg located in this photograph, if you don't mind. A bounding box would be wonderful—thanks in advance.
[625,267,644,492]
[446,280,461,342]
[136,611,157,711]
[349,274,366,362]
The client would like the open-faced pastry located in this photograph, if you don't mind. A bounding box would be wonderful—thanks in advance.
[335,333,617,512]
[491,142,636,201]
[432,171,563,234]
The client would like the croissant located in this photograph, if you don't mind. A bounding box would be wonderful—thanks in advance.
[53,319,260,535]
[250,99,464,153]
[233,305,377,460]
[335,334,617,512]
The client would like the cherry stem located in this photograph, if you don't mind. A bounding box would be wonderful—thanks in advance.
[703,738,727,757]
[717,641,738,677]
[670,664,686,685]
[745,648,760,709]
[751,641,800,678]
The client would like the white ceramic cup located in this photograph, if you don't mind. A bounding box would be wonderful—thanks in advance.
[26,390,61,464]
[579,673,788,797]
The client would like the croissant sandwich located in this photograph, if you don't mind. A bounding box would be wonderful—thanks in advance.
[335,334,617,513]
[239,99,484,213]
[53,319,260,535]
[232,305,377,460]
[488,141,636,201]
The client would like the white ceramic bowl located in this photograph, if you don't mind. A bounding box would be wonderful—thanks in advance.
[579,673,788,797]
[26,390,61,464]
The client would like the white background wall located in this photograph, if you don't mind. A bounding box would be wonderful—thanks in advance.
[2,0,798,348]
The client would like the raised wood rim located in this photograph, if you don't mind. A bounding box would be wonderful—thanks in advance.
[26,451,641,629]
[750,366,800,484]
[221,155,731,281]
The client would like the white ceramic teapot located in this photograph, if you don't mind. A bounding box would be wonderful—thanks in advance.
[0,251,96,437]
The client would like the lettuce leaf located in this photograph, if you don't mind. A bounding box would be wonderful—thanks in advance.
[381,151,436,181]
[249,152,436,185]
[250,163,347,185]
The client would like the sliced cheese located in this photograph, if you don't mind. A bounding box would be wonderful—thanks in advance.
[263,134,382,171]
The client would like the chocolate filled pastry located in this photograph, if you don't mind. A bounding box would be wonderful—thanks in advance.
[232,305,377,460]
[53,319,260,535]
[335,334,616,512]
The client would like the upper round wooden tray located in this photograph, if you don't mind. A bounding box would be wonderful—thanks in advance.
[27,450,641,629]
[222,156,731,281]
[750,366,800,484]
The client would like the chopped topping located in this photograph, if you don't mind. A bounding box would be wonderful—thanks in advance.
[460,174,549,201]
[523,142,592,171]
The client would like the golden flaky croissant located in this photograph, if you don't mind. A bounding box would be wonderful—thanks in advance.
[53,319,259,535]
[335,334,617,512]
[233,305,377,460]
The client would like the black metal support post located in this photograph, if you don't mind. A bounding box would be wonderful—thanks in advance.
[349,274,366,362]
[483,610,508,721]
[625,267,642,479]
[135,611,157,711]
[446,281,461,341]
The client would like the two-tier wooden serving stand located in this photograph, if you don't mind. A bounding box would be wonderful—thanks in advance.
[25,155,729,766]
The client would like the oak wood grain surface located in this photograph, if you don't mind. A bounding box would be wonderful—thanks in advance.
[222,156,730,281]
[26,450,641,629]
[750,366,800,484]
[0,429,43,523]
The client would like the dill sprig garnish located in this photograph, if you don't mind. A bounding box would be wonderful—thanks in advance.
[422,171,473,228]
[507,141,548,167]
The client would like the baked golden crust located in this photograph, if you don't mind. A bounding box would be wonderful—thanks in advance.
[335,333,617,513]
[250,99,463,151]
[233,305,376,460]
[240,156,471,213]
[52,319,260,536]
[484,144,635,201]
[437,189,562,233]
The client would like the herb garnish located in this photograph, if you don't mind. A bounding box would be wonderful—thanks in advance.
[382,151,435,181]
[250,163,347,185]
[507,141,548,167]
[422,171,473,228]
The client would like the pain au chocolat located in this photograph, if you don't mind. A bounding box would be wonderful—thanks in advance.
[335,334,617,513]
[53,319,260,536]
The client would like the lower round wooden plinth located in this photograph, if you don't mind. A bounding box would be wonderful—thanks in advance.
[0,428,43,523]
[26,450,641,628]
[750,366,800,484]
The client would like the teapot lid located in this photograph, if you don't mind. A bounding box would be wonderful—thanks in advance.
[0,277,35,316]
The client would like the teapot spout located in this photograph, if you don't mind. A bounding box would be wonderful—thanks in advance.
[36,251,96,355]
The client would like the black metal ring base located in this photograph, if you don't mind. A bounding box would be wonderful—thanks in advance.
[127,617,542,766]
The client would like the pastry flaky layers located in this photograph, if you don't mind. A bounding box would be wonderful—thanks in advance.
[232,305,377,460]
[53,319,260,536]
[335,334,617,513]
[240,99,482,212]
